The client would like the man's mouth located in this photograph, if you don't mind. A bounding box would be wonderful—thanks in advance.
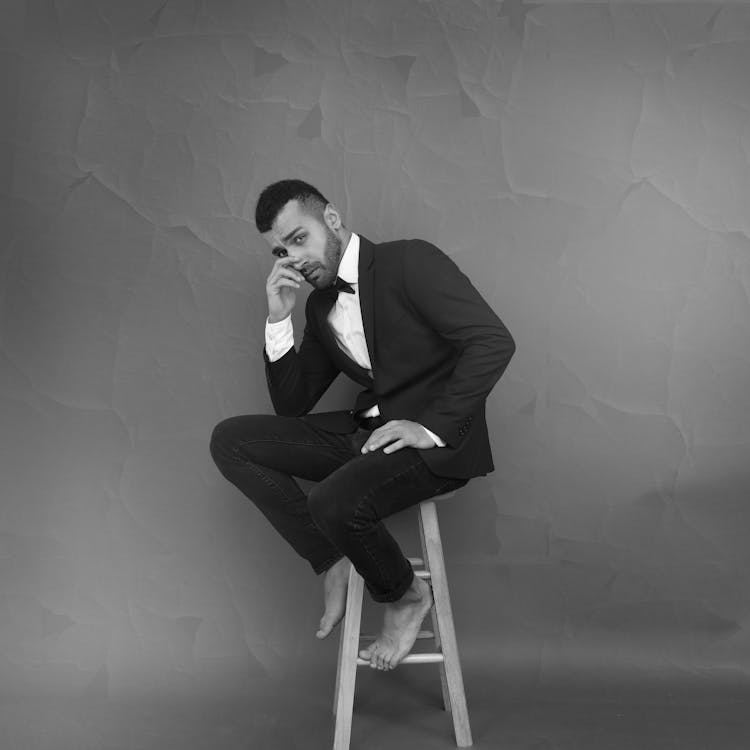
[302,266,321,282]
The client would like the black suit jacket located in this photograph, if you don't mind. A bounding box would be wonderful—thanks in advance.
[263,235,515,479]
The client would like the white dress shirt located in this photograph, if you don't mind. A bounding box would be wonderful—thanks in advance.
[265,232,445,447]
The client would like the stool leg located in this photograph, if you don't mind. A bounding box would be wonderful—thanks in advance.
[418,506,452,714]
[420,501,473,747]
[333,562,352,717]
[333,563,364,750]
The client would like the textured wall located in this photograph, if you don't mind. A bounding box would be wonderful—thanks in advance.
[2,0,750,710]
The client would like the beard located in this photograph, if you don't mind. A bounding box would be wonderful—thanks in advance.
[302,225,343,290]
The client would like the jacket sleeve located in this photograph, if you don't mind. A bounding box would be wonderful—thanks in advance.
[263,294,340,417]
[403,240,516,447]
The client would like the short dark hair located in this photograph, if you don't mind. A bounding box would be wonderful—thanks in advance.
[254,179,329,233]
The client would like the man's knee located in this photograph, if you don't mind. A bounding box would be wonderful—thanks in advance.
[209,414,265,466]
[210,417,235,466]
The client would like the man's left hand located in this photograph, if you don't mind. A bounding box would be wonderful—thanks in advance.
[361,420,436,455]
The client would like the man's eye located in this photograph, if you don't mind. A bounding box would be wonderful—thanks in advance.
[293,235,305,244]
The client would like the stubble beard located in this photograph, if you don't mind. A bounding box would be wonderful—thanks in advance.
[306,226,343,290]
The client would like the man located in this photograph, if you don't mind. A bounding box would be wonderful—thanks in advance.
[210,179,515,671]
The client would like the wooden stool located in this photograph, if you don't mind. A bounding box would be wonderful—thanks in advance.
[332,491,473,749]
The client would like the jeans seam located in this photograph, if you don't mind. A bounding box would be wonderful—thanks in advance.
[238,459,302,505]
[235,459,336,567]
[350,456,430,596]
[230,439,353,522]
[232,437,353,465]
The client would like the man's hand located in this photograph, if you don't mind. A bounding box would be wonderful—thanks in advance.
[266,257,305,323]
[361,420,437,455]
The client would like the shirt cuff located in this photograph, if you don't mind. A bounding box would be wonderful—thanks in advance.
[420,425,446,448]
[265,315,294,362]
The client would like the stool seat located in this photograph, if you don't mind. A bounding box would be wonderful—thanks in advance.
[332,492,473,749]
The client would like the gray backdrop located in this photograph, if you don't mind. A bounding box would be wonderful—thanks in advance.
[2,0,749,747]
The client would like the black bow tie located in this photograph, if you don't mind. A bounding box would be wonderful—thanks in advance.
[321,277,355,297]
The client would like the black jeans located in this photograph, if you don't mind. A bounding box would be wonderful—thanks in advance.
[209,414,467,602]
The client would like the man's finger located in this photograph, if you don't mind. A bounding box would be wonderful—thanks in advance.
[362,424,416,453]
[361,428,399,453]
[366,426,391,442]
[271,258,303,278]
[382,439,406,454]
[273,267,304,283]
[269,268,304,290]
[275,256,301,268]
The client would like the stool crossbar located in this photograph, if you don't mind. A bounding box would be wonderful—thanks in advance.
[332,492,473,749]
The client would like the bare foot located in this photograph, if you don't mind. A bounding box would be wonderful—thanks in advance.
[359,575,433,670]
[316,557,350,639]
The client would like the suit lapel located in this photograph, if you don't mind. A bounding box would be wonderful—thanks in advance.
[357,235,376,374]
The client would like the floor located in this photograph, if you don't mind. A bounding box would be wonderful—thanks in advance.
[2,647,748,750]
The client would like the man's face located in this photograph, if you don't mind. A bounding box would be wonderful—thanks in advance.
[262,199,343,290]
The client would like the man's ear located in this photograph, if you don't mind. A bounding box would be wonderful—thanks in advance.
[323,202,342,231]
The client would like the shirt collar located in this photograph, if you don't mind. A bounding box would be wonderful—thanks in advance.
[336,232,359,285]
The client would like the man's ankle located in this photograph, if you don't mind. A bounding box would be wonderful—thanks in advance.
[395,575,425,603]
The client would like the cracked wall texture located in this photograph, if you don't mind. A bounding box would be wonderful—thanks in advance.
[2,0,750,705]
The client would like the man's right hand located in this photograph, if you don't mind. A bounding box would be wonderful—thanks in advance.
[266,257,305,323]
